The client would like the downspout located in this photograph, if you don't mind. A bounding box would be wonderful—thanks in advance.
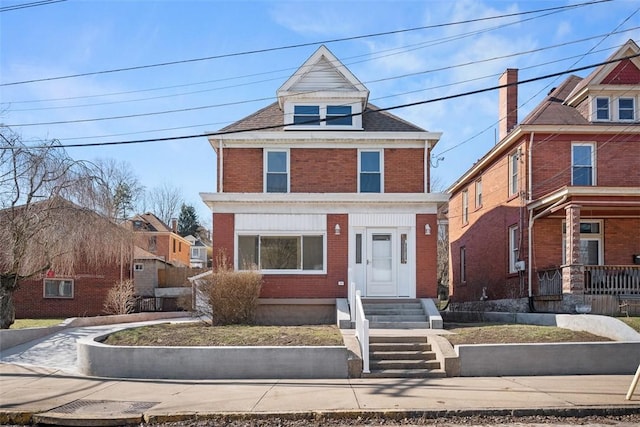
[424,140,430,193]
[527,132,534,298]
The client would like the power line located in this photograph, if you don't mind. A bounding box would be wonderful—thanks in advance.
[0,0,65,12]
[3,51,637,151]
[0,0,610,87]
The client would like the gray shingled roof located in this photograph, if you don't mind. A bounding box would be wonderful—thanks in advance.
[219,102,425,134]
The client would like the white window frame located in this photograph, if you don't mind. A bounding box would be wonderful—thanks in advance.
[191,247,201,258]
[618,97,635,121]
[358,149,384,193]
[43,278,74,299]
[508,225,519,273]
[562,220,603,265]
[461,189,469,224]
[236,232,327,274]
[134,263,144,272]
[571,142,596,186]
[475,179,482,208]
[284,101,362,130]
[264,148,290,193]
[594,96,610,121]
[508,151,519,197]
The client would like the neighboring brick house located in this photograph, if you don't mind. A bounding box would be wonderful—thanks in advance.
[201,46,447,315]
[447,40,640,314]
[128,213,191,267]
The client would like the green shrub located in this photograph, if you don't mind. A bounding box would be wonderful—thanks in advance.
[203,251,262,325]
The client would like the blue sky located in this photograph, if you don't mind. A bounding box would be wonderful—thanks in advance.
[1,0,639,225]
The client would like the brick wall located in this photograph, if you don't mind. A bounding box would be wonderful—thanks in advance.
[416,214,437,298]
[290,149,357,192]
[385,148,424,193]
[222,148,263,192]
[14,263,126,319]
[212,213,235,267]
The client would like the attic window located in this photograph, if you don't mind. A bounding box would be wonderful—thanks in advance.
[288,103,357,128]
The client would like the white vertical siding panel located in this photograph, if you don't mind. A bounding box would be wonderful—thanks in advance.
[349,214,415,228]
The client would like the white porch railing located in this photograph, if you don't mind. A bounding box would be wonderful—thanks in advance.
[348,268,356,323]
[354,289,370,374]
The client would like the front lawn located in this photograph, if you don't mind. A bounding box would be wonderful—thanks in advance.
[102,323,344,347]
[620,316,640,332]
[11,319,64,329]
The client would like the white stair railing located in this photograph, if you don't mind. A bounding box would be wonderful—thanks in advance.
[354,289,370,373]
[348,268,355,322]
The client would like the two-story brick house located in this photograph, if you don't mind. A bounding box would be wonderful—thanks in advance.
[129,213,191,268]
[448,39,640,314]
[201,46,447,321]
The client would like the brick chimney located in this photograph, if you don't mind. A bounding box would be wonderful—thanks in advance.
[171,218,178,233]
[498,68,518,141]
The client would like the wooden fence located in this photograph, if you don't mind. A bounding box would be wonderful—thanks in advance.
[158,267,207,288]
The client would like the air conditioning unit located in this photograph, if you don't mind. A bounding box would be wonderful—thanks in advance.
[514,260,526,271]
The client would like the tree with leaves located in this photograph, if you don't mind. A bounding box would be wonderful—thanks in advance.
[0,127,133,329]
[177,203,200,237]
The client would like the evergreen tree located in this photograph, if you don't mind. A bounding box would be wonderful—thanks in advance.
[177,204,199,237]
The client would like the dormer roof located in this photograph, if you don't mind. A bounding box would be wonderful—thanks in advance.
[565,39,640,106]
[276,45,369,108]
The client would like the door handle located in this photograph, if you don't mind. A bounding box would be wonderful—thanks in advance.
[366,259,370,265]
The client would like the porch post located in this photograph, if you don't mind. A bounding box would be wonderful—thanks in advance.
[562,204,584,294]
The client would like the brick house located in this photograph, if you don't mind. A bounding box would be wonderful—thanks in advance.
[129,213,191,267]
[447,39,640,314]
[201,46,447,321]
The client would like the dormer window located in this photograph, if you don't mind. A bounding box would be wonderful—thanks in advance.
[595,97,609,120]
[592,96,637,122]
[619,98,635,121]
[285,102,361,129]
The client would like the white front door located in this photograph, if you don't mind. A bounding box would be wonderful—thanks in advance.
[366,229,397,297]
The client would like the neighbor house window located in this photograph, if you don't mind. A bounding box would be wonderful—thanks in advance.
[572,143,595,186]
[460,247,466,283]
[173,238,176,253]
[134,263,144,272]
[44,278,73,298]
[359,150,382,193]
[508,151,519,196]
[475,179,482,208]
[191,247,200,258]
[148,236,157,252]
[508,225,519,273]
[619,98,635,121]
[265,149,289,193]
[562,220,603,265]
[595,97,609,120]
[461,190,469,224]
[237,234,324,272]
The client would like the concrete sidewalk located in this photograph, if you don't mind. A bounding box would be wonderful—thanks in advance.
[1,363,639,425]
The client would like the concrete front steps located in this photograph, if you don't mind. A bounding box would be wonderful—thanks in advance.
[362,299,429,329]
[364,336,446,378]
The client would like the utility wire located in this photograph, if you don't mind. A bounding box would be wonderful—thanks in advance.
[0,0,65,12]
[3,51,637,151]
[0,0,610,87]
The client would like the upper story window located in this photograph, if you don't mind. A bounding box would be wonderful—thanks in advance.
[595,97,610,120]
[461,190,469,225]
[359,150,382,193]
[285,102,360,129]
[508,151,519,197]
[475,179,482,208]
[265,149,289,193]
[572,143,596,186]
[619,98,635,121]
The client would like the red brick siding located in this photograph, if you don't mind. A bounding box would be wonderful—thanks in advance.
[212,213,235,268]
[416,214,437,298]
[531,134,640,199]
[290,149,356,192]
[260,214,348,298]
[222,148,263,193]
[605,218,640,264]
[601,59,640,84]
[14,263,126,319]
[385,148,424,193]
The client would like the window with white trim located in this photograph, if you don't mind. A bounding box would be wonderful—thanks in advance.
[359,150,382,193]
[44,278,73,298]
[508,151,519,197]
[191,247,201,258]
[562,220,603,265]
[508,225,519,273]
[237,234,325,272]
[264,149,289,193]
[595,97,609,120]
[134,263,144,272]
[461,190,468,225]
[475,179,482,208]
[619,98,635,121]
[572,143,595,186]
[289,103,355,128]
